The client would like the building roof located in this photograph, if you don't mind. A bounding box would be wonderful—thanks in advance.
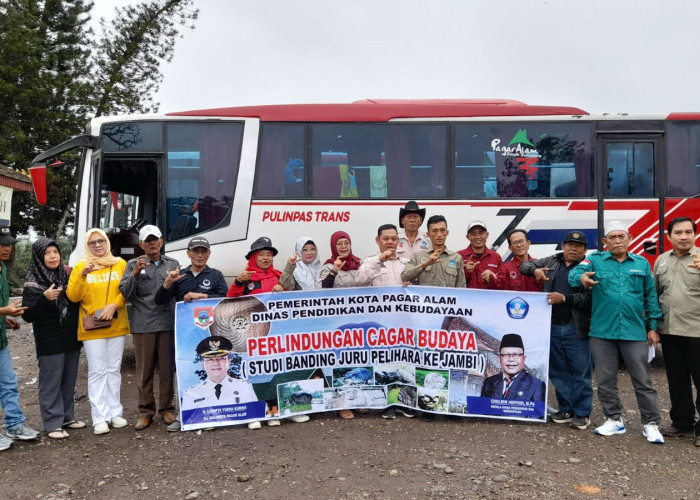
[0,164,33,192]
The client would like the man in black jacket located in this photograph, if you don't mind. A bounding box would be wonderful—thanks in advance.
[520,231,592,430]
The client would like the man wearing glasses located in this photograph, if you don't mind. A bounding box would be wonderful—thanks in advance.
[495,229,542,291]
[480,333,545,402]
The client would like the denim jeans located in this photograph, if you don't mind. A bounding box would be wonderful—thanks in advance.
[0,345,26,429]
[549,322,593,417]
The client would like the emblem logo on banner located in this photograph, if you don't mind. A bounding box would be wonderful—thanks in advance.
[193,306,214,329]
[506,297,529,319]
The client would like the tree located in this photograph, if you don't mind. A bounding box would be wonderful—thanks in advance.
[0,0,199,239]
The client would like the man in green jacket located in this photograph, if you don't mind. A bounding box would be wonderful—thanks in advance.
[569,220,664,444]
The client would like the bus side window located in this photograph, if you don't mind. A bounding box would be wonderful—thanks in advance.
[256,123,305,198]
[606,142,654,197]
[666,122,700,197]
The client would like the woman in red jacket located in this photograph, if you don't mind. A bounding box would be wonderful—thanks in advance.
[227,237,284,297]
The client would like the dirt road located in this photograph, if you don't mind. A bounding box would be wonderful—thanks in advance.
[2,324,698,500]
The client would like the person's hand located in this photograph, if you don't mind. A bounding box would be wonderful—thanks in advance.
[1,299,27,317]
[689,253,700,270]
[580,271,599,288]
[183,292,207,302]
[6,318,20,330]
[80,261,97,277]
[287,253,299,266]
[481,269,496,283]
[647,329,660,347]
[132,257,150,276]
[272,284,284,292]
[546,292,565,305]
[163,265,183,289]
[379,249,397,262]
[402,280,412,287]
[237,268,253,282]
[97,303,117,320]
[534,267,550,283]
[43,284,62,301]
[331,257,345,274]
[465,255,479,274]
[423,249,442,268]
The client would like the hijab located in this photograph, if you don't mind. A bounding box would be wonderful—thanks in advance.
[80,228,121,269]
[293,236,321,290]
[24,238,71,325]
[245,251,282,281]
[324,231,361,271]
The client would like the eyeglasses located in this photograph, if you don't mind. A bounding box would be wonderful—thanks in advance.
[499,352,524,359]
[509,239,527,247]
[87,239,106,247]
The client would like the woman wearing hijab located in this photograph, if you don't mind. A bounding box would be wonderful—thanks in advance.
[320,231,362,289]
[226,237,284,297]
[66,228,130,435]
[319,231,366,419]
[22,239,82,439]
[280,236,321,290]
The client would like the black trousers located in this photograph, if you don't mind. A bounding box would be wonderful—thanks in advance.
[661,334,700,434]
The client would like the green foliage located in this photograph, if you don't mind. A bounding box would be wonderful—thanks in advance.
[0,0,199,239]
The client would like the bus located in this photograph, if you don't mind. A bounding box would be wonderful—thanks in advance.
[30,99,700,279]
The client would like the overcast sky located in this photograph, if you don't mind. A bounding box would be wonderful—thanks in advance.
[92,0,700,115]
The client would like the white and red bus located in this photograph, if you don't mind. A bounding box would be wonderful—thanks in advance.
[30,99,700,278]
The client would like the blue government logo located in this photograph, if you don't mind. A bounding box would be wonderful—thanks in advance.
[506,297,529,319]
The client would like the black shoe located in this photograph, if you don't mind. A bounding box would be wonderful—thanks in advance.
[419,412,435,422]
[660,425,694,438]
[381,408,396,419]
[551,411,573,423]
[570,416,591,430]
[395,408,416,418]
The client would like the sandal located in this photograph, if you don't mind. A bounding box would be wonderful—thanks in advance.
[47,429,69,440]
[62,420,86,429]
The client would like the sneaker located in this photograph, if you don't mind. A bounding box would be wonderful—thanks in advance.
[266,419,281,426]
[287,415,309,423]
[247,421,262,430]
[166,420,181,432]
[551,411,573,423]
[382,407,397,419]
[396,407,416,418]
[6,423,40,440]
[643,423,665,444]
[110,416,128,428]
[93,422,110,435]
[595,418,626,436]
[0,433,13,451]
[570,416,591,430]
[660,425,694,438]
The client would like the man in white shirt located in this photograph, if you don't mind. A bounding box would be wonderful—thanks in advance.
[396,201,429,262]
[356,224,407,287]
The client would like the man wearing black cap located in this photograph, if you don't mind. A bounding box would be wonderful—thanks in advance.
[155,236,228,305]
[520,230,592,429]
[0,227,40,447]
[458,220,502,289]
[182,336,257,409]
[480,333,546,402]
[397,201,429,262]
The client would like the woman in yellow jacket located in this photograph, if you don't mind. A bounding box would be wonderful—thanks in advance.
[66,228,130,435]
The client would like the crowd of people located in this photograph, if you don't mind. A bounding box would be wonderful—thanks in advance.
[0,201,698,451]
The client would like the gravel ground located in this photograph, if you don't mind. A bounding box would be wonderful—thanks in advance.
[2,322,698,500]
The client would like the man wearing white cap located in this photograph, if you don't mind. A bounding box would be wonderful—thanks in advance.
[569,221,664,444]
[119,225,179,430]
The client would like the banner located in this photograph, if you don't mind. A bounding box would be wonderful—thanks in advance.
[0,186,12,226]
[174,285,550,431]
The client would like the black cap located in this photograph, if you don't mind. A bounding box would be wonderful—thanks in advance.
[563,231,587,247]
[188,236,210,250]
[0,227,15,245]
[500,333,524,351]
[399,201,426,228]
[245,236,278,260]
[196,335,232,357]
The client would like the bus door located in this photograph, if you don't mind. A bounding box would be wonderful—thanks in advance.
[596,131,664,256]
[94,155,161,259]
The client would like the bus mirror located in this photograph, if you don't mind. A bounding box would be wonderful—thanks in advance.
[29,165,48,205]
